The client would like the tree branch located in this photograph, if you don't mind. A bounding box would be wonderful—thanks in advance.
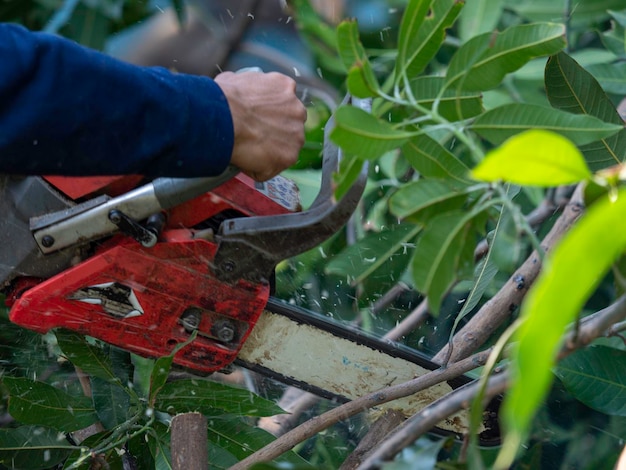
[230,348,493,470]
[357,295,626,468]
[358,373,509,470]
[434,184,585,364]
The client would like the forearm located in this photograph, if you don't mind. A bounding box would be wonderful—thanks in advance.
[0,23,233,177]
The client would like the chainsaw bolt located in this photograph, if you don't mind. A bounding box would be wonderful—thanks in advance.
[213,320,236,343]
[222,260,236,273]
[180,308,202,332]
[41,235,55,248]
[108,210,122,224]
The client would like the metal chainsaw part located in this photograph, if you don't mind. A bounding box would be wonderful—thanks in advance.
[0,176,77,287]
[212,97,369,284]
[32,167,240,254]
[238,299,501,445]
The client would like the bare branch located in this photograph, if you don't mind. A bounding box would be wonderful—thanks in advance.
[229,348,493,470]
[434,185,585,364]
[384,298,428,341]
[358,296,626,468]
[358,373,509,470]
[339,409,405,470]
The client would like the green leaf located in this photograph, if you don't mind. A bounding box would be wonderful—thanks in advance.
[55,330,123,384]
[333,154,366,201]
[336,20,380,97]
[331,106,416,159]
[503,188,626,458]
[458,0,504,42]
[511,0,625,27]
[346,64,379,99]
[471,130,592,185]
[148,332,196,406]
[409,76,484,121]
[396,0,464,80]
[207,418,313,467]
[0,426,74,470]
[389,179,474,219]
[147,421,173,470]
[446,23,566,91]
[325,223,422,284]
[470,103,623,146]
[601,10,626,58]
[4,377,98,432]
[402,135,472,184]
[91,376,131,429]
[154,379,284,417]
[555,346,626,416]
[586,62,626,95]
[291,0,344,74]
[412,210,479,315]
[63,3,111,50]
[545,52,626,171]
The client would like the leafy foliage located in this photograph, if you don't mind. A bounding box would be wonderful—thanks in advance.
[2,0,626,468]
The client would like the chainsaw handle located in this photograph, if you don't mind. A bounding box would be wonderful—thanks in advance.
[151,165,240,209]
[32,168,241,254]
[213,95,370,284]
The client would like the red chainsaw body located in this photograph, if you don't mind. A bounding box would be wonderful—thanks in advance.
[7,174,290,373]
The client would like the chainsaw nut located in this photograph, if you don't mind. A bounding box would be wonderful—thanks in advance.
[213,320,236,343]
[41,235,55,248]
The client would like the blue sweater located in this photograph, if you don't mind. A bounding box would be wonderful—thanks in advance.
[0,23,234,176]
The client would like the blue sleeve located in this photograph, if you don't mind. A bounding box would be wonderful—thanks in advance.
[0,23,234,177]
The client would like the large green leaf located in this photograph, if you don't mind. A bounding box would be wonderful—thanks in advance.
[56,330,124,384]
[336,20,380,97]
[510,0,625,27]
[402,135,472,184]
[545,52,626,171]
[412,210,481,315]
[586,62,626,95]
[471,130,592,185]
[389,179,474,220]
[470,103,623,146]
[4,377,98,432]
[555,346,626,416]
[601,10,626,58]
[325,223,421,284]
[91,376,131,429]
[446,23,566,91]
[501,188,626,464]
[0,426,75,470]
[458,0,504,42]
[395,0,463,80]
[331,106,416,159]
[207,418,313,467]
[154,379,284,417]
[409,76,484,121]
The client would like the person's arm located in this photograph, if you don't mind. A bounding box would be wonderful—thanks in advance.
[0,23,305,179]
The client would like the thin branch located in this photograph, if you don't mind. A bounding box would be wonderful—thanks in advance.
[358,373,509,470]
[358,295,626,468]
[434,184,585,364]
[384,298,429,341]
[229,348,493,470]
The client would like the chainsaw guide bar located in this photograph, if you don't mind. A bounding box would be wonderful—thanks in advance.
[238,298,501,446]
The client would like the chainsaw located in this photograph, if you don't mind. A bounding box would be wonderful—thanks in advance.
[0,97,500,445]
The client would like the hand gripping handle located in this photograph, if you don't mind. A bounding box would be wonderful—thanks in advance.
[212,96,370,284]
